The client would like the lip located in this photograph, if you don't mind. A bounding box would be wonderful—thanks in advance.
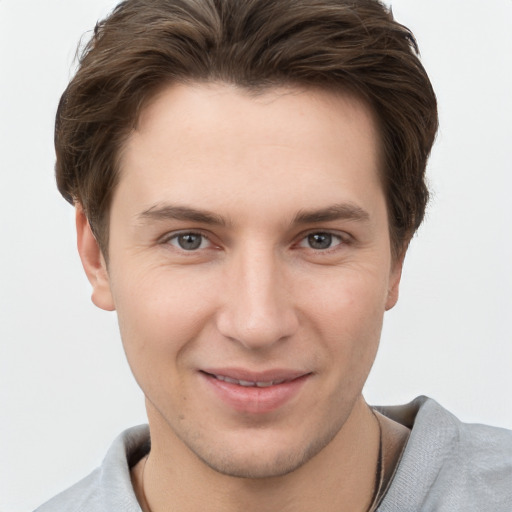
[200,368,311,414]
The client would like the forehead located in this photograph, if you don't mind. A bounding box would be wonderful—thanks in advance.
[133,83,380,163]
[115,83,385,226]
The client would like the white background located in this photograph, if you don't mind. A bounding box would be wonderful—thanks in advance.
[1,1,511,510]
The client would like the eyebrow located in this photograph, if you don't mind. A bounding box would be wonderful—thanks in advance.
[137,202,369,227]
[138,204,228,226]
[293,203,370,224]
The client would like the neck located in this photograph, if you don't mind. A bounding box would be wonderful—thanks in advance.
[133,396,384,512]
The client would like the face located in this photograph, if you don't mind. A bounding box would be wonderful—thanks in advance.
[79,83,402,478]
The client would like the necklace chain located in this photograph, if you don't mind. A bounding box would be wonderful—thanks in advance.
[140,454,151,512]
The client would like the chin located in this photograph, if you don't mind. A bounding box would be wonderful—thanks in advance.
[191,426,341,480]
[197,450,308,479]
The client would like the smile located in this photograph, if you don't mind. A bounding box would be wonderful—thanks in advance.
[200,369,311,414]
[209,373,288,388]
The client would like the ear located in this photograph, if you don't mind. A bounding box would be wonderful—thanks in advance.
[385,253,405,311]
[76,205,115,311]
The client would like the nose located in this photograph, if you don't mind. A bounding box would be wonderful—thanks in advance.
[216,246,299,351]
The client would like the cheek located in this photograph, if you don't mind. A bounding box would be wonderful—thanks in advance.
[110,265,217,373]
[110,272,220,417]
[302,264,388,322]
[301,269,388,364]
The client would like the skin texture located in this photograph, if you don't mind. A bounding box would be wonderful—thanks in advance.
[77,83,404,512]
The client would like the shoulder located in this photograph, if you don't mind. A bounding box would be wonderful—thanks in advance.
[376,396,512,512]
[438,411,512,508]
[34,470,101,512]
[34,425,149,512]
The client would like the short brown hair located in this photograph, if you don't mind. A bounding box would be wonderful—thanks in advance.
[55,0,438,257]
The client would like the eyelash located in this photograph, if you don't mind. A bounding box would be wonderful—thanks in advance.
[161,231,214,252]
[296,231,347,252]
[160,230,350,253]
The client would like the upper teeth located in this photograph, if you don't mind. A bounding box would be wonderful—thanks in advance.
[214,375,286,387]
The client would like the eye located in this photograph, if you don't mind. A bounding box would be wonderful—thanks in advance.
[166,232,211,251]
[299,232,344,250]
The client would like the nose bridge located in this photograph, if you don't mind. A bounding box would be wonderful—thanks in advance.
[216,241,298,349]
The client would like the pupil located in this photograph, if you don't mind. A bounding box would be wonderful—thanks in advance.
[308,233,332,250]
[179,233,202,250]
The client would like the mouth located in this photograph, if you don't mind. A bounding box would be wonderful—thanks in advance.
[199,369,311,413]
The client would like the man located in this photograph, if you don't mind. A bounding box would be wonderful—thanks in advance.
[36,0,512,510]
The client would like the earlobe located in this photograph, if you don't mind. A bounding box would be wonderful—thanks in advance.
[385,256,404,311]
[75,205,115,311]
